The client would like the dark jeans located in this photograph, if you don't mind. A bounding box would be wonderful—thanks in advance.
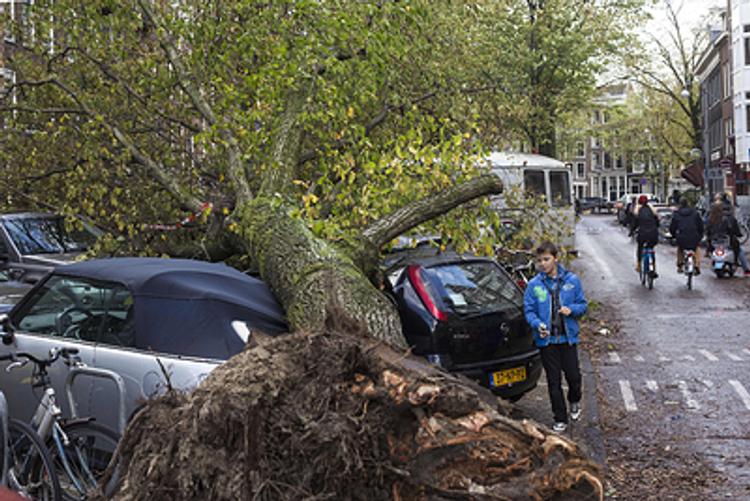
[540,343,582,423]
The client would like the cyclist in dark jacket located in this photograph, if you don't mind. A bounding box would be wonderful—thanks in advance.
[630,195,659,274]
[669,197,704,274]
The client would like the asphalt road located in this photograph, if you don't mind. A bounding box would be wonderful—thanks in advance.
[510,213,750,498]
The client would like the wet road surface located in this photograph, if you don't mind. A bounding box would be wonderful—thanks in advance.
[575,213,750,498]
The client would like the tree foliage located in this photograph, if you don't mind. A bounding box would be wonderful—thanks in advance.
[1,0,645,251]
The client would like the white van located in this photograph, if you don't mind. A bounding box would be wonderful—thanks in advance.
[485,152,575,250]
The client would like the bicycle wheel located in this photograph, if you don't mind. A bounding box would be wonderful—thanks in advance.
[739,220,749,245]
[640,255,647,286]
[8,419,62,501]
[48,421,119,500]
[687,272,692,290]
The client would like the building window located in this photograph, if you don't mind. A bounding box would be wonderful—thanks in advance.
[576,141,585,157]
[745,36,750,66]
[591,136,601,148]
[593,110,600,124]
[576,162,585,178]
[593,152,601,168]
[746,105,750,134]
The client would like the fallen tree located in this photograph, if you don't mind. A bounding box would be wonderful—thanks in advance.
[1,2,607,498]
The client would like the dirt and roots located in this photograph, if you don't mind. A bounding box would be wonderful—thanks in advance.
[579,304,730,500]
[99,306,603,500]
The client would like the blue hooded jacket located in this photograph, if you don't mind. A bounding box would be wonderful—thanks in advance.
[523,264,587,347]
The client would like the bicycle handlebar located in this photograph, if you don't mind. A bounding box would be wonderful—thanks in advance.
[0,347,80,369]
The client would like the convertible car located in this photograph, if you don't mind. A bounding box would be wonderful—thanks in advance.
[0,258,288,432]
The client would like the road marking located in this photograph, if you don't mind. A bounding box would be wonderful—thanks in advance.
[646,380,659,392]
[701,379,714,389]
[608,352,621,364]
[729,380,750,411]
[698,349,719,362]
[658,354,670,362]
[680,355,696,361]
[581,235,615,280]
[677,380,699,410]
[619,380,638,411]
[726,352,743,362]
[633,355,645,362]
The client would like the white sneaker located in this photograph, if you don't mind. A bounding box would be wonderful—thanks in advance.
[552,421,567,432]
[570,402,582,421]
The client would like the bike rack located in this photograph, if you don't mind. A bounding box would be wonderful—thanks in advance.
[65,366,127,435]
[0,392,7,487]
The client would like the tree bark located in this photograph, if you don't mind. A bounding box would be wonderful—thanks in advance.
[236,197,406,347]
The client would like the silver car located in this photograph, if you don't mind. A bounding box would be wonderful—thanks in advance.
[0,257,287,432]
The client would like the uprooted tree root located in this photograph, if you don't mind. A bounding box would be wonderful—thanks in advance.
[98,311,603,500]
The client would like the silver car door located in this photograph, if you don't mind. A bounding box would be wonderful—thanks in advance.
[86,344,220,432]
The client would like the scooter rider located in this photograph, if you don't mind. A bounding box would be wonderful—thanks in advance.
[669,197,704,275]
[706,203,750,276]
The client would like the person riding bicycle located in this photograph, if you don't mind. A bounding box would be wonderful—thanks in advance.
[706,202,750,276]
[669,197,704,275]
[629,194,659,276]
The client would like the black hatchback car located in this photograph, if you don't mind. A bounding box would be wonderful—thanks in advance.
[383,248,542,401]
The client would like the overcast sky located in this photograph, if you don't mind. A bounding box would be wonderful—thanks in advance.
[645,0,724,38]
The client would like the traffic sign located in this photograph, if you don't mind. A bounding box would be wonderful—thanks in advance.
[706,167,723,180]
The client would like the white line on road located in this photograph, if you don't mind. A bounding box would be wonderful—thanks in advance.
[646,380,659,393]
[680,354,696,361]
[729,380,750,411]
[658,354,671,362]
[677,380,699,410]
[726,352,743,362]
[698,349,719,362]
[701,379,714,389]
[619,380,638,412]
[580,235,615,280]
[634,355,645,362]
[608,352,621,364]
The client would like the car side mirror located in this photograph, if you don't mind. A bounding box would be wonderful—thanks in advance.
[0,314,15,345]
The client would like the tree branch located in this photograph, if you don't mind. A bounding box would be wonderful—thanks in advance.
[361,174,503,249]
[43,77,204,212]
[137,0,253,204]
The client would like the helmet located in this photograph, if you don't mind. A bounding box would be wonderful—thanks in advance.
[638,195,648,205]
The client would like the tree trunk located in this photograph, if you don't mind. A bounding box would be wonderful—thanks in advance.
[236,197,406,347]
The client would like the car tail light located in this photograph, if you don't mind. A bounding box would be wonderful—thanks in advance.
[407,265,448,321]
[715,248,725,257]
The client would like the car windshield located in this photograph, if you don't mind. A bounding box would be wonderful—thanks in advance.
[2,216,97,255]
[423,261,523,316]
[549,171,571,207]
[12,275,133,343]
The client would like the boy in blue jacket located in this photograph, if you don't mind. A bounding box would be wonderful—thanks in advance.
[524,241,588,432]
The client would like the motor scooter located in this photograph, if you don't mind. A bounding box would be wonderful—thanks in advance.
[710,237,736,278]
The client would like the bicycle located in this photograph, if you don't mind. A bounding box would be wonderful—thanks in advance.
[682,249,696,290]
[639,244,656,290]
[2,348,121,500]
[0,369,62,500]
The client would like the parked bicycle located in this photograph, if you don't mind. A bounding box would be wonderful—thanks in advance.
[1,348,121,500]
[0,368,61,500]
[639,244,657,290]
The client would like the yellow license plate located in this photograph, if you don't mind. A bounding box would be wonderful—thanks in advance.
[491,367,527,387]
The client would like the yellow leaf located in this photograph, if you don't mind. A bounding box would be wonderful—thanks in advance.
[347,106,355,119]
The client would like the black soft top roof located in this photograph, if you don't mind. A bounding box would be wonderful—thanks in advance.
[51,257,288,359]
